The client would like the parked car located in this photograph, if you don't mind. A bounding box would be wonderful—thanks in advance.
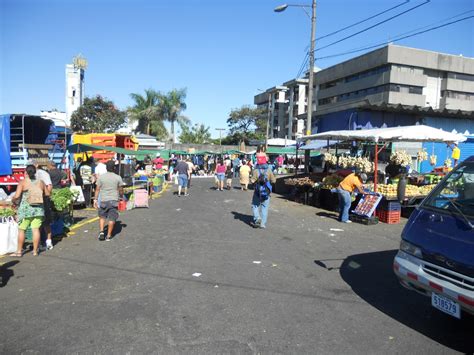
[393,156,474,319]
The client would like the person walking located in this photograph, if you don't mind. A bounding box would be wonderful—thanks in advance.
[34,161,54,250]
[215,159,226,191]
[186,158,195,189]
[80,157,94,207]
[93,161,124,241]
[232,156,241,178]
[250,164,276,229]
[11,165,50,256]
[335,171,367,223]
[176,158,190,196]
[239,160,251,191]
[225,164,233,190]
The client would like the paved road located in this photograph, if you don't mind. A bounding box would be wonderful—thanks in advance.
[1,179,473,354]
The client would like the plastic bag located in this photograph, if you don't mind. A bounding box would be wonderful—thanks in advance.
[0,217,18,255]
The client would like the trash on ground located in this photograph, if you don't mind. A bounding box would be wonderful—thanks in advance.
[192,272,202,277]
[330,228,344,232]
[253,261,262,264]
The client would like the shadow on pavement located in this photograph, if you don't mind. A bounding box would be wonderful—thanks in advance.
[231,211,253,226]
[0,260,19,287]
[112,221,127,237]
[339,250,474,353]
[316,211,339,220]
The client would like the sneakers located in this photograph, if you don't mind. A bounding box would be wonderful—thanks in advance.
[46,239,54,250]
[250,219,261,228]
[343,220,352,223]
[98,231,105,241]
[105,236,112,242]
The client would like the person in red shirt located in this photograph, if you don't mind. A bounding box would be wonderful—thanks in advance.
[152,153,164,170]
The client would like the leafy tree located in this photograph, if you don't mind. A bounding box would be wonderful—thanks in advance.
[157,88,189,143]
[227,105,266,144]
[179,122,212,144]
[150,120,169,141]
[71,95,126,133]
[127,89,162,135]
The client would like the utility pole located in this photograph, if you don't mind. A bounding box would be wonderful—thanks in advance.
[215,128,225,155]
[304,0,317,173]
[266,93,271,149]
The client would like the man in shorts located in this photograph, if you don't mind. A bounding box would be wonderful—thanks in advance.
[176,158,190,197]
[93,160,124,241]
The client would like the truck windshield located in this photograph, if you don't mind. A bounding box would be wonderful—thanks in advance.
[422,162,474,219]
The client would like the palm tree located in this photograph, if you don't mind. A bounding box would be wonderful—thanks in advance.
[157,88,189,143]
[128,89,162,135]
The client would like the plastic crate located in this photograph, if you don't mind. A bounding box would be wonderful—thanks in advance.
[375,209,401,224]
[378,199,401,212]
[349,214,379,225]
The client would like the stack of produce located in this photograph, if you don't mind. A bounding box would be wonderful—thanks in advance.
[390,151,412,166]
[323,152,338,167]
[366,184,437,198]
[51,188,80,212]
[321,174,344,189]
[417,150,428,161]
[338,156,374,173]
[0,207,15,218]
[285,177,315,187]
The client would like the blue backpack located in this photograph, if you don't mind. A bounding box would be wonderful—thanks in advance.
[256,168,272,200]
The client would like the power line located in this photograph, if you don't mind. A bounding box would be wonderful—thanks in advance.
[296,52,309,78]
[315,15,474,60]
[315,0,431,53]
[326,10,473,58]
[316,0,410,41]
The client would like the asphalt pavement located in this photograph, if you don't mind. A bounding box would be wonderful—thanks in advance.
[1,178,473,354]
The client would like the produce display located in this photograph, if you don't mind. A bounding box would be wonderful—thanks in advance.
[51,188,79,211]
[417,150,428,161]
[321,174,344,189]
[444,158,452,167]
[390,151,412,166]
[430,154,437,166]
[0,207,15,218]
[323,153,374,173]
[285,177,316,187]
[366,183,438,198]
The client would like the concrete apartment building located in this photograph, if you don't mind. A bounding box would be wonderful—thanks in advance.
[255,44,474,139]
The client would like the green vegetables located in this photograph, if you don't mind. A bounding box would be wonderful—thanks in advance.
[0,207,15,218]
[51,188,79,211]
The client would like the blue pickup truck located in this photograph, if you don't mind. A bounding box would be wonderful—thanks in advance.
[393,156,474,319]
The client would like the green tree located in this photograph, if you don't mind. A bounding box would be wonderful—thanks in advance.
[127,89,162,136]
[226,105,266,144]
[157,88,189,143]
[179,122,212,144]
[71,95,126,133]
[150,120,169,141]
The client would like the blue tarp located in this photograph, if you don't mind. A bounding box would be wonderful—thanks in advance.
[0,114,12,175]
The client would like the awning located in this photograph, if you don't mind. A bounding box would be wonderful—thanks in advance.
[300,125,467,143]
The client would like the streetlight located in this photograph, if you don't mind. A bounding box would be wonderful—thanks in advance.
[275,0,316,172]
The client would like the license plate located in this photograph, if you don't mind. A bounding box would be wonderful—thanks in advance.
[431,293,461,319]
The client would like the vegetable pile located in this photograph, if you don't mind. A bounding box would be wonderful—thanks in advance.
[51,188,79,211]
[0,207,16,218]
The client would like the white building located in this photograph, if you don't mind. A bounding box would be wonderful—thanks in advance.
[65,56,87,122]
[40,110,68,127]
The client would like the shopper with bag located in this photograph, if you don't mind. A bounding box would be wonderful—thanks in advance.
[11,165,50,256]
[249,164,276,229]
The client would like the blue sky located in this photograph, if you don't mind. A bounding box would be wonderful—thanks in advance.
[1,0,473,138]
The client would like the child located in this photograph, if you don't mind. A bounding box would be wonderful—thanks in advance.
[225,164,233,190]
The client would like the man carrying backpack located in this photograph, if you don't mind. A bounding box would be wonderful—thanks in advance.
[250,164,276,229]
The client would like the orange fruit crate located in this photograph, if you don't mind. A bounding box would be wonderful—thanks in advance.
[375,209,401,224]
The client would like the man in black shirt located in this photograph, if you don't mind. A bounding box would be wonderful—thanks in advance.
[176,158,190,197]
[47,161,67,189]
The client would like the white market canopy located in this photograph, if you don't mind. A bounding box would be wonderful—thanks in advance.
[299,125,467,144]
[267,138,297,146]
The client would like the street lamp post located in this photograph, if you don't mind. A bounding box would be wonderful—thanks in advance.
[275,1,316,172]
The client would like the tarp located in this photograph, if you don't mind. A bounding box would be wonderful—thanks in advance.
[0,115,12,175]
[301,125,467,143]
[299,140,338,150]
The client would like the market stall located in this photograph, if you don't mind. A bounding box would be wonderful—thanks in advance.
[296,125,467,223]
